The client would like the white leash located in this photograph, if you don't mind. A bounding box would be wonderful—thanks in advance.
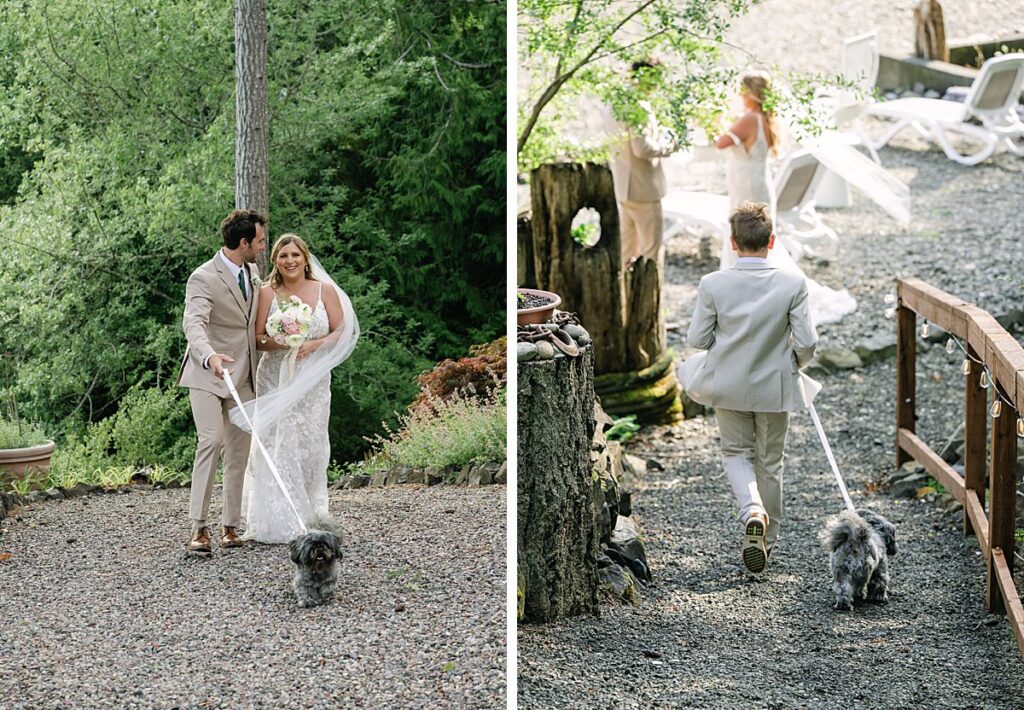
[223,371,308,534]
[799,373,855,512]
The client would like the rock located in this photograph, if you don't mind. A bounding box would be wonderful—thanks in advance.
[912,81,925,94]
[853,332,897,366]
[622,454,646,492]
[370,470,388,487]
[347,475,370,490]
[456,464,471,484]
[64,482,96,498]
[608,516,650,583]
[517,342,538,362]
[890,472,929,498]
[923,89,941,99]
[534,340,555,360]
[883,90,899,101]
[28,490,48,503]
[598,563,640,603]
[816,347,863,371]
[494,461,507,484]
[426,468,444,486]
[406,468,425,485]
[562,324,592,346]
[900,89,922,98]
[468,465,484,485]
[478,463,496,485]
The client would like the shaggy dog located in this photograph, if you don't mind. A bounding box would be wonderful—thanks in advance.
[819,508,898,611]
[289,525,343,608]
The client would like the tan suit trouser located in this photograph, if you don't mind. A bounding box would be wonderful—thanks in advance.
[619,199,664,269]
[716,408,790,546]
[188,383,254,529]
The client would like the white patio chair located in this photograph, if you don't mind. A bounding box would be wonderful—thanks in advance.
[773,150,838,260]
[661,150,838,260]
[867,54,1024,166]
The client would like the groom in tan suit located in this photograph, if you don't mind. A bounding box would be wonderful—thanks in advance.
[177,209,266,553]
[685,202,817,573]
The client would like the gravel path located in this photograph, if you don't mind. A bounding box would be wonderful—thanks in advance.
[0,484,506,709]
[519,77,1024,710]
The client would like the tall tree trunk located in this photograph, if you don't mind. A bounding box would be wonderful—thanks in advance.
[517,346,600,622]
[235,0,269,270]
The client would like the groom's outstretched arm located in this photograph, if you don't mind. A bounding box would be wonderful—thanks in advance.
[182,271,215,366]
[686,277,717,350]
[788,279,817,368]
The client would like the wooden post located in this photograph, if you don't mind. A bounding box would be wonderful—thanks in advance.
[963,344,987,537]
[896,299,917,467]
[986,384,1018,613]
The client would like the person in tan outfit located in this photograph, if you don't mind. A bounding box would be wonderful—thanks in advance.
[177,209,267,553]
[683,202,817,574]
[608,59,677,270]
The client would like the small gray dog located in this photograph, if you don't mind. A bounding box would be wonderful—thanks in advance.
[289,524,343,608]
[820,508,898,611]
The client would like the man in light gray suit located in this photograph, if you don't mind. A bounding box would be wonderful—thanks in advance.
[684,202,817,573]
[608,59,677,270]
[178,209,266,553]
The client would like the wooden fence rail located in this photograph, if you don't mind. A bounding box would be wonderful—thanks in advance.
[896,278,1024,658]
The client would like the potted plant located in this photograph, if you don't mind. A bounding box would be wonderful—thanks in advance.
[517,287,561,326]
[0,416,54,489]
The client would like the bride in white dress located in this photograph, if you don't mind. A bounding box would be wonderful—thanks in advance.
[715,70,856,327]
[229,234,359,543]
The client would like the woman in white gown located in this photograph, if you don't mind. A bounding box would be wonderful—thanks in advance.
[715,70,856,327]
[230,234,359,543]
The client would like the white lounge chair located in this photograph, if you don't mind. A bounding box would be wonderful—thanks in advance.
[867,54,1024,166]
[661,150,838,260]
[825,32,882,164]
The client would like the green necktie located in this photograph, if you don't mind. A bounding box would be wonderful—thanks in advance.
[237,269,247,300]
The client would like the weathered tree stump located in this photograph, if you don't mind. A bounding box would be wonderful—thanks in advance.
[528,162,681,423]
[914,0,948,62]
[517,345,599,622]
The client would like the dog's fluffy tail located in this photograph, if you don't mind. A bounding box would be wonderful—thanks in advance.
[819,510,869,551]
[307,515,344,541]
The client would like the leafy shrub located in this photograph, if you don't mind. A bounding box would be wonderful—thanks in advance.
[0,418,48,449]
[412,337,507,410]
[356,387,506,474]
[606,415,641,443]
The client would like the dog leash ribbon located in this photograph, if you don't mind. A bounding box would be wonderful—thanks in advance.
[223,371,309,534]
[799,372,855,512]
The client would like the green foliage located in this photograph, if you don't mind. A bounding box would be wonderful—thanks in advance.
[517,0,854,170]
[0,0,504,464]
[0,418,48,449]
[10,475,35,496]
[924,476,949,498]
[355,387,506,474]
[605,414,641,443]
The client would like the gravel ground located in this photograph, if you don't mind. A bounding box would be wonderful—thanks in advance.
[519,65,1024,710]
[0,484,506,709]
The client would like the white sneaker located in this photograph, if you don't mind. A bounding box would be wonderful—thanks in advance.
[741,512,768,573]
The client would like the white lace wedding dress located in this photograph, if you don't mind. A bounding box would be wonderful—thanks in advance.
[242,287,332,544]
[721,113,856,328]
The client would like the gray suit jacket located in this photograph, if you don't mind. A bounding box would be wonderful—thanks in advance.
[685,260,817,412]
[608,101,675,203]
[176,252,260,398]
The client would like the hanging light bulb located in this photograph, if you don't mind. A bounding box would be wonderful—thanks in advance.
[991,400,1002,418]
[884,293,896,304]
[945,338,956,354]
[961,360,971,375]
[980,371,990,389]
[1017,417,1024,438]
[920,322,930,338]
[884,308,896,319]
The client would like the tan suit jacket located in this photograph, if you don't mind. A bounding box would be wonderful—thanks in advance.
[609,101,675,203]
[177,252,260,398]
[685,260,817,412]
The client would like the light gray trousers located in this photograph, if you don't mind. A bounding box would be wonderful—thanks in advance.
[716,408,790,546]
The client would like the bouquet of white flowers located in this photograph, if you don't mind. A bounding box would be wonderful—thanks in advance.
[267,295,314,381]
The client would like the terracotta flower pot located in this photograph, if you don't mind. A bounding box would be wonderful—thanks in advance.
[0,440,55,486]
[517,288,561,326]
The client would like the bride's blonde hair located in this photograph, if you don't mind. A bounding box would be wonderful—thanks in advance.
[267,233,319,289]
[740,69,778,156]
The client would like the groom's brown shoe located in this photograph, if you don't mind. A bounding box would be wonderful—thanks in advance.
[220,526,245,548]
[188,526,212,554]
